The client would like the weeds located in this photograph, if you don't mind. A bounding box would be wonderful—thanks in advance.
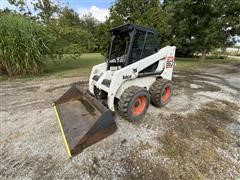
[0,14,50,76]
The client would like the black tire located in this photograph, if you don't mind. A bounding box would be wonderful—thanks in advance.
[149,79,173,107]
[118,86,150,122]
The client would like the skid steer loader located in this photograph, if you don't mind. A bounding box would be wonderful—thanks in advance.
[53,24,176,157]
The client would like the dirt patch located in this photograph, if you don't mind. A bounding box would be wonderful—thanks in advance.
[45,84,69,92]
[173,101,236,140]
[45,80,88,92]
[0,63,240,179]
[155,100,240,179]
[174,73,221,93]
[119,141,170,180]
[0,143,60,179]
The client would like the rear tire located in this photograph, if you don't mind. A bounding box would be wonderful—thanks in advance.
[149,79,173,107]
[118,86,150,122]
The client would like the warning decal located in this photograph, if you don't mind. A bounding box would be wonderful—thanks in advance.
[166,56,175,68]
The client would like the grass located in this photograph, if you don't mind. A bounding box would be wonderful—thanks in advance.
[43,53,105,77]
[0,53,239,81]
[43,55,238,77]
[0,53,104,81]
[0,14,49,76]
[175,57,238,71]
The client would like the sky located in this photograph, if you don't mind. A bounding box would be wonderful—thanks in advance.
[0,0,115,22]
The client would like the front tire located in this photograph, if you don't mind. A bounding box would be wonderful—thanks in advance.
[149,79,173,107]
[118,86,150,122]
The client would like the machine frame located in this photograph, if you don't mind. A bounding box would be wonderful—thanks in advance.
[89,45,176,111]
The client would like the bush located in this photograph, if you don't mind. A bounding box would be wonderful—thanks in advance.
[58,26,94,54]
[49,25,96,56]
[0,14,50,76]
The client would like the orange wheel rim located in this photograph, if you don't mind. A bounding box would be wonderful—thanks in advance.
[162,86,171,102]
[132,96,147,116]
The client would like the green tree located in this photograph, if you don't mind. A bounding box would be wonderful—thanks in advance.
[59,7,81,27]
[109,0,171,45]
[96,0,172,56]
[164,0,240,60]
[8,0,32,15]
[80,13,100,34]
[55,27,95,54]
[0,8,12,15]
[95,20,112,55]
[32,0,59,25]
[78,14,100,52]
[54,7,96,54]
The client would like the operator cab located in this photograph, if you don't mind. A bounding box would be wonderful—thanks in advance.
[107,24,158,70]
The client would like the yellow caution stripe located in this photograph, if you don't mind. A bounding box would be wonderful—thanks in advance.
[53,104,72,157]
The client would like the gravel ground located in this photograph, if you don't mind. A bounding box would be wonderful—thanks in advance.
[0,62,240,179]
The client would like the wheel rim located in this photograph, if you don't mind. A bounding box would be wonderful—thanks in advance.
[162,86,171,102]
[131,96,147,116]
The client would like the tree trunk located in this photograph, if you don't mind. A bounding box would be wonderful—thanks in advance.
[201,49,207,61]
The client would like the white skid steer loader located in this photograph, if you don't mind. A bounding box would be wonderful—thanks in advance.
[53,24,176,157]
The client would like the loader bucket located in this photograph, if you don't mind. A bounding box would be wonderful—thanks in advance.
[53,84,117,157]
